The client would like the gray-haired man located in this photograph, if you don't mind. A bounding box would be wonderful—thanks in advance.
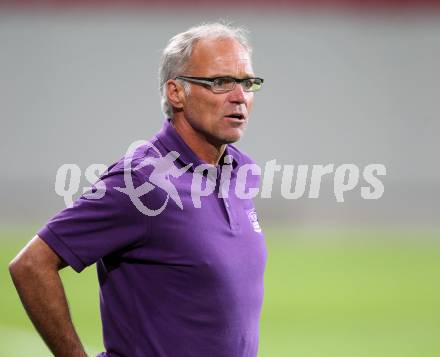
[10,23,266,357]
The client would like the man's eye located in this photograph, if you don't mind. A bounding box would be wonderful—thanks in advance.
[243,79,253,89]
[214,78,233,87]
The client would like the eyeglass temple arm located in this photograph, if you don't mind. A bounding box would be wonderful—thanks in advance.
[176,76,213,86]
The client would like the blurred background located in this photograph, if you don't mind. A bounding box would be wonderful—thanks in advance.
[1,1,439,356]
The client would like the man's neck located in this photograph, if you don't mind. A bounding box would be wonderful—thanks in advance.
[171,116,226,166]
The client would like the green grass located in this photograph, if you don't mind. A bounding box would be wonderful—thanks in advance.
[1,226,440,356]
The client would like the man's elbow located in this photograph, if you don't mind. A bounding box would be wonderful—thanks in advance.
[9,251,35,284]
[9,235,66,286]
[9,236,50,281]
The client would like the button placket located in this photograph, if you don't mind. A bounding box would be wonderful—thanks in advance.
[215,170,236,231]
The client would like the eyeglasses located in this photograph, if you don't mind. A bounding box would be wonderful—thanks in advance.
[175,76,264,93]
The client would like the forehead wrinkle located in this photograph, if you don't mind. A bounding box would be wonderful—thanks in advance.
[186,38,253,76]
[189,57,254,77]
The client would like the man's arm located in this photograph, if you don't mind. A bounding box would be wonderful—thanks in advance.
[9,235,88,357]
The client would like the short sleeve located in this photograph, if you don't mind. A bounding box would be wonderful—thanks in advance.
[37,168,149,272]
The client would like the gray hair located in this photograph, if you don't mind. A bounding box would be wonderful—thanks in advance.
[159,22,252,118]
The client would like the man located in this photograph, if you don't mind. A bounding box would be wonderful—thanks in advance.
[9,23,266,357]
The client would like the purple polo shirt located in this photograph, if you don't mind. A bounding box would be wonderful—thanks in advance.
[37,119,267,357]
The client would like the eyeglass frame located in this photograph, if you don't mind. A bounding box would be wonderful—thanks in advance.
[174,75,264,93]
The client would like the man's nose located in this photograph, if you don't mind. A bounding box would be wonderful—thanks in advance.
[228,83,248,104]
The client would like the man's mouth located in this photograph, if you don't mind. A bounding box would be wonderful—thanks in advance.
[224,113,245,121]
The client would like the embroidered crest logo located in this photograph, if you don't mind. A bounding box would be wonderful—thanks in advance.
[247,208,262,233]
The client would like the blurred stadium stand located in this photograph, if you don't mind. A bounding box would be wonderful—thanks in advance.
[0,1,439,228]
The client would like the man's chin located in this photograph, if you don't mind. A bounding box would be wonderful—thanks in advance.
[206,130,243,146]
[219,129,244,144]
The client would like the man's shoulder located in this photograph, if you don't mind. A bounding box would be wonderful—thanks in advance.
[94,139,168,208]
[102,139,161,182]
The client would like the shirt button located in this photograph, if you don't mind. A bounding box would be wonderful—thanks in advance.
[225,201,230,208]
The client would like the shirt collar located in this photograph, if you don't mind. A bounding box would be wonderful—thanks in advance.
[155,119,239,171]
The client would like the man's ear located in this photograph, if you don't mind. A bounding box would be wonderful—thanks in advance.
[166,79,186,110]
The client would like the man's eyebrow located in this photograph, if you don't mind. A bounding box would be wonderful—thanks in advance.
[206,74,256,78]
